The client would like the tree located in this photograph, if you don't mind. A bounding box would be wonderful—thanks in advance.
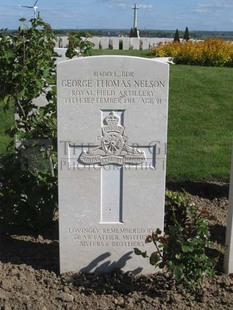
[183,26,190,41]
[174,29,180,42]
[129,27,139,38]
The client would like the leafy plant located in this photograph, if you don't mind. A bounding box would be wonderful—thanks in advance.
[134,191,214,291]
[0,17,93,229]
[66,31,94,58]
[0,17,57,228]
[0,17,57,140]
[0,153,57,229]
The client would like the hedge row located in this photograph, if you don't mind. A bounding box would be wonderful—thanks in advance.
[152,39,233,67]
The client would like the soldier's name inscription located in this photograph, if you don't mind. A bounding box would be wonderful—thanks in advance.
[61,70,166,105]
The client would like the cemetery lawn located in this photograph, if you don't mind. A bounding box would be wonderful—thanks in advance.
[0,64,232,181]
[168,65,233,182]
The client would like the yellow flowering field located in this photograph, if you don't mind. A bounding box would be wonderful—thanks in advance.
[152,39,233,67]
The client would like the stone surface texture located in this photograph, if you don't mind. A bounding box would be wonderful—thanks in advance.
[57,56,169,274]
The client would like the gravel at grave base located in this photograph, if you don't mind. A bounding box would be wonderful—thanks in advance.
[1,182,233,310]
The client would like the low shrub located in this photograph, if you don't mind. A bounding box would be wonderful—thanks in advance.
[134,191,214,291]
[152,38,233,67]
[0,153,57,229]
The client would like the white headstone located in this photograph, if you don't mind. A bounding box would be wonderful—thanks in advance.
[123,38,130,50]
[142,38,150,50]
[112,38,119,50]
[224,147,233,273]
[100,37,109,49]
[89,37,100,49]
[57,56,169,274]
[130,38,140,50]
[59,36,68,48]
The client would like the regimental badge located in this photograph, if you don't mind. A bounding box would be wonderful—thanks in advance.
[79,111,146,166]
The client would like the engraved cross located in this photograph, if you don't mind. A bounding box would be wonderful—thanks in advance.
[68,110,156,224]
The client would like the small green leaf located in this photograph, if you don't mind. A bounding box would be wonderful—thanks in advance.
[158,262,165,269]
[134,248,142,255]
[173,266,184,281]
[181,244,193,253]
[149,252,160,266]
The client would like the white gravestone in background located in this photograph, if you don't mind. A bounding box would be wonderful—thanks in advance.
[224,147,233,273]
[112,38,119,50]
[130,38,140,50]
[57,56,169,274]
[123,38,130,50]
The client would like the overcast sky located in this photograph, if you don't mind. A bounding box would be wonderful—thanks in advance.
[0,0,232,31]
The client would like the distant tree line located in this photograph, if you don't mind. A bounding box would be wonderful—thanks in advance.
[5,27,233,41]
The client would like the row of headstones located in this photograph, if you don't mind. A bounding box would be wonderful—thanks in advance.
[57,36,173,50]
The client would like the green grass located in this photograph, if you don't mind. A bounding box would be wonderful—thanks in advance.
[168,65,233,181]
[90,49,152,58]
[0,64,232,181]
